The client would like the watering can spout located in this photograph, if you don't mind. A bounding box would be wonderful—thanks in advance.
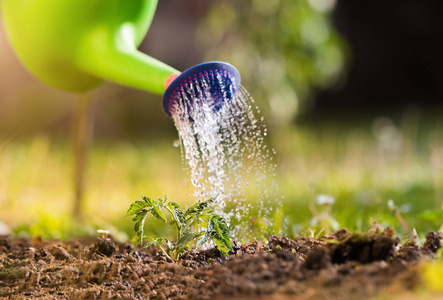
[1,0,179,94]
[78,25,180,95]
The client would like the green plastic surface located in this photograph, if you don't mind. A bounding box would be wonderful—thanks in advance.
[1,0,179,94]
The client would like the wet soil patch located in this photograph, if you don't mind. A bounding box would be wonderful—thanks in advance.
[0,229,441,299]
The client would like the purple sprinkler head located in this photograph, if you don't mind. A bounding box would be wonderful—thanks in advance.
[162,62,241,119]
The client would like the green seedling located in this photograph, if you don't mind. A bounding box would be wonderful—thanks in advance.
[126,195,232,261]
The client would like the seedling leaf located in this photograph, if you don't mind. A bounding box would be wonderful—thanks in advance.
[151,206,167,223]
[197,220,214,249]
[175,209,186,227]
[185,197,215,216]
[133,211,148,232]
[175,231,196,250]
[126,201,150,216]
[130,235,141,245]
[142,196,154,206]
[210,215,232,255]
[169,202,180,209]
[158,197,167,204]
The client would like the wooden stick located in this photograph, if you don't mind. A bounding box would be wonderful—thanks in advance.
[72,93,91,221]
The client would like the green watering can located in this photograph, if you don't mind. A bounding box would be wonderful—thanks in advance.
[1,0,180,94]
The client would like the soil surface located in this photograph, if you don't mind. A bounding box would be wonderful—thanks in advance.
[0,229,441,299]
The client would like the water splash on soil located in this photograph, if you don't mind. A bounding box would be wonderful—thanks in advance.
[170,75,280,239]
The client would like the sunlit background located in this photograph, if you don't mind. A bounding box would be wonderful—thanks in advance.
[0,0,442,241]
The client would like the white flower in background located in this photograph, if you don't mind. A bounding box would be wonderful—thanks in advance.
[0,220,11,235]
[316,194,335,205]
[97,229,110,236]
[387,199,396,211]
[372,117,403,153]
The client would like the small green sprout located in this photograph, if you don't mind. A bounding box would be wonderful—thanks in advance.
[126,195,232,261]
[388,199,414,240]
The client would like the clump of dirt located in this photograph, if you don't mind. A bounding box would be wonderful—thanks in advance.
[89,237,116,258]
[325,228,400,264]
[0,229,441,299]
[423,231,443,253]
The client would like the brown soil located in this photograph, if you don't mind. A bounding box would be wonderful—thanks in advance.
[0,229,441,300]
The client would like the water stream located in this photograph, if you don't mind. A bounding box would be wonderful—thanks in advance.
[170,75,280,239]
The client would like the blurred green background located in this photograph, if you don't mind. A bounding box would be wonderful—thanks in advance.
[0,0,442,242]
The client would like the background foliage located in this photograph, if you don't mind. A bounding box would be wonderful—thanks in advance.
[198,0,347,127]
